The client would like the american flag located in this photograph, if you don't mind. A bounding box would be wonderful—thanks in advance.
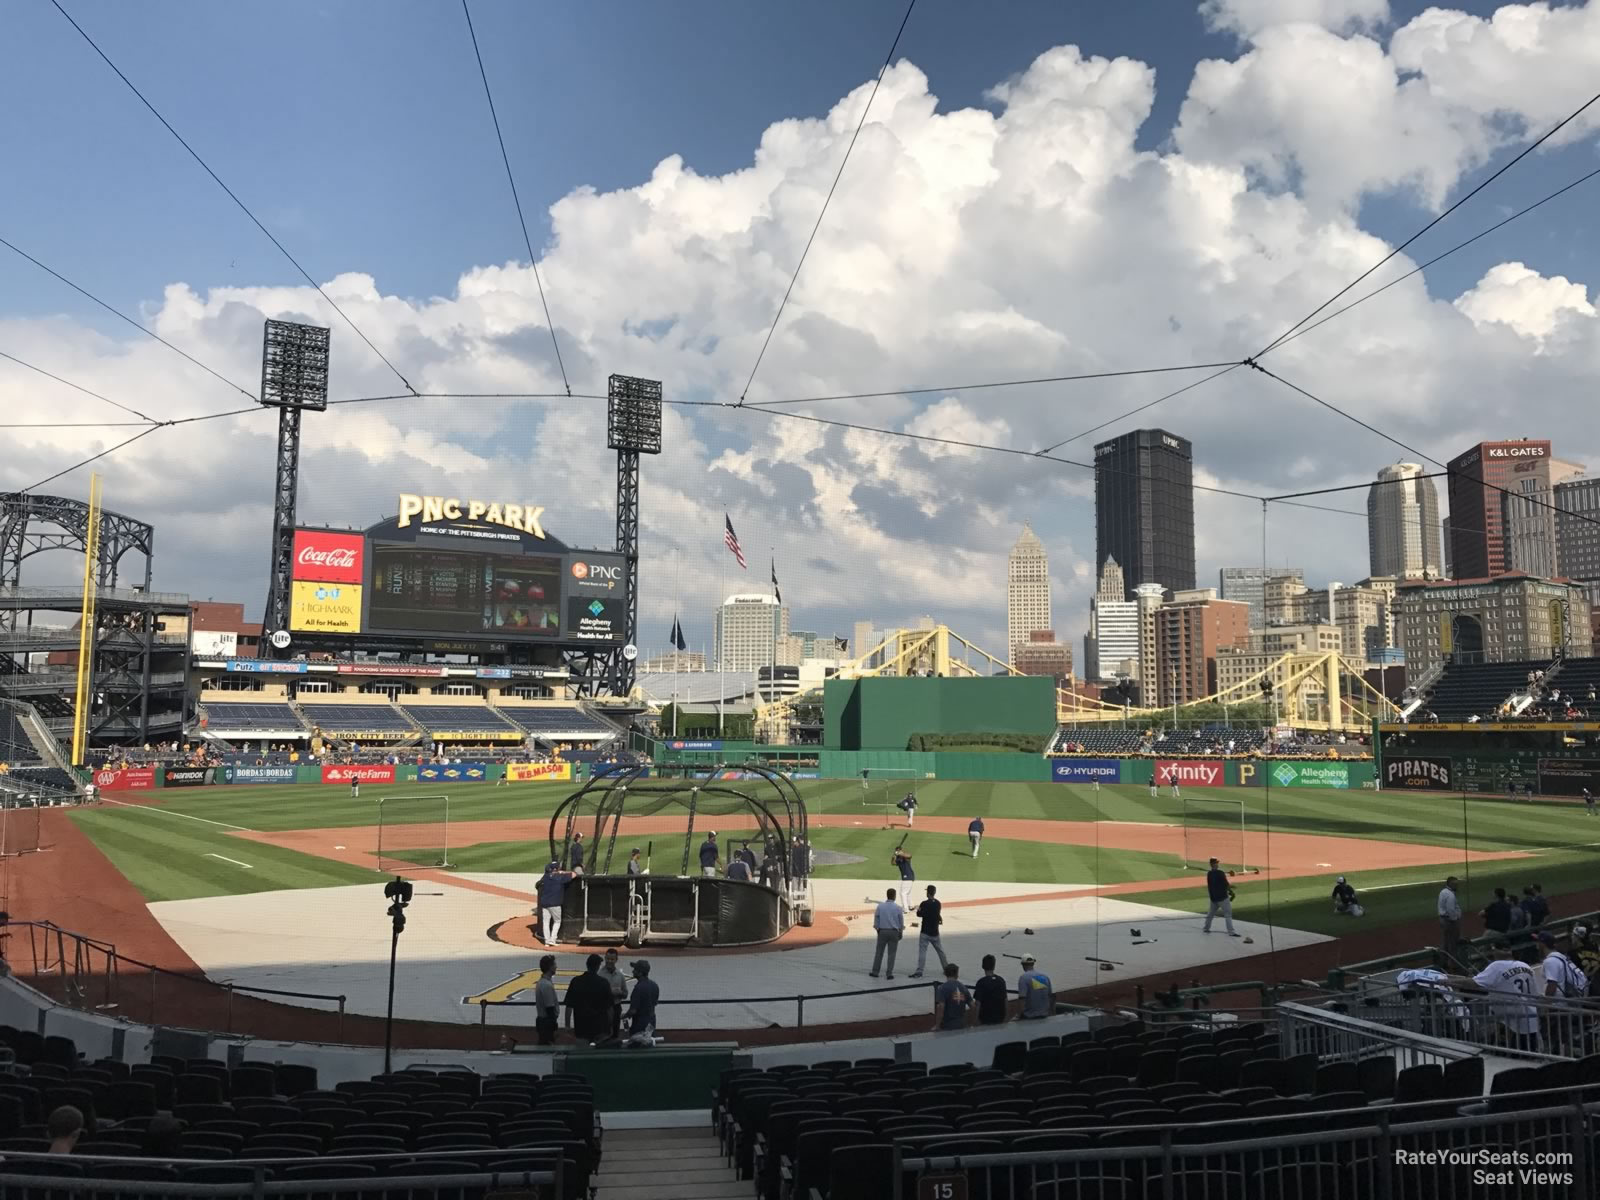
[724,514,747,569]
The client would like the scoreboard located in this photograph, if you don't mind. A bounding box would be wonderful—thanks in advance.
[286,498,626,647]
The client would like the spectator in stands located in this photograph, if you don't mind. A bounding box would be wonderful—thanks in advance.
[1203,858,1238,936]
[624,959,659,1046]
[534,955,560,1045]
[1569,924,1600,989]
[1537,931,1587,999]
[910,885,948,978]
[869,888,904,979]
[1454,939,1539,1053]
[974,954,1008,1024]
[537,860,573,945]
[1522,885,1549,928]
[1017,954,1053,1019]
[599,947,629,1036]
[142,1113,185,1158]
[564,954,616,1044]
[1482,888,1514,935]
[569,832,585,872]
[933,962,972,1030]
[968,816,984,857]
[47,1104,84,1154]
[1331,876,1361,916]
[699,831,720,877]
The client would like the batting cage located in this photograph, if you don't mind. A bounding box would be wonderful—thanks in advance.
[544,762,810,948]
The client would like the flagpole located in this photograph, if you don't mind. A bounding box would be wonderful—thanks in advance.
[718,553,725,738]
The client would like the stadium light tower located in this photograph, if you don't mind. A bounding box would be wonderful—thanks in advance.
[606,374,662,695]
[258,319,331,655]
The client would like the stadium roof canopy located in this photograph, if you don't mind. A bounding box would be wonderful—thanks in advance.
[635,670,756,705]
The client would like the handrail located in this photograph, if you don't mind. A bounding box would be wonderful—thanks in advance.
[478,978,1023,1038]
[2,918,347,1037]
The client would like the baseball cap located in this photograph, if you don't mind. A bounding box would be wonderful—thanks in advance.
[1536,931,1557,947]
[1337,876,1346,884]
[1021,954,1036,965]
[630,960,651,975]
[1575,925,1590,939]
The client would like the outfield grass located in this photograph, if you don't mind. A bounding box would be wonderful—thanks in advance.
[75,780,1600,937]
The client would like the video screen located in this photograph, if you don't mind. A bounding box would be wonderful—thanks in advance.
[367,545,562,637]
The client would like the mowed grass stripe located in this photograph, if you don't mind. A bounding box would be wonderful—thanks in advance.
[70,808,379,903]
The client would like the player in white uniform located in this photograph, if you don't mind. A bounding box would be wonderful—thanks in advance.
[82,782,97,806]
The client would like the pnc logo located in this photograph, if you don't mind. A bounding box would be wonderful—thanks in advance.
[571,561,622,587]
[570,562,589,579]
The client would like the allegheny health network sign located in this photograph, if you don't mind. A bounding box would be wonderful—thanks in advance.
[1261,761,1355,789]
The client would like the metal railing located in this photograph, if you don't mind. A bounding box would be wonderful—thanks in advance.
[1333,987,1600,1061]
[0,584,191,607]
[2,920,348,1040]
[0,1146,560,1198]
[477,978,1024,1040]
[892,1090,1600,1200]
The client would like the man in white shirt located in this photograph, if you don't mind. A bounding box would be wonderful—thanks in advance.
[1457,940,1539,1052]
[1437,877,1462,962]
[869,888,905,980]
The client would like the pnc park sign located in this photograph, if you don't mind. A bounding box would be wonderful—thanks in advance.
[396,493,545,537]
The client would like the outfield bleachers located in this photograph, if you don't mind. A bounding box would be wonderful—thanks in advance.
[1151,725,1267,756]
[1049,728,1144,755]
[200,702,306,735]
[1418,659,1550,722]
[1,710,37,762]
[403,704,521,735]
[300,703,417,738]
[499,705,618,740]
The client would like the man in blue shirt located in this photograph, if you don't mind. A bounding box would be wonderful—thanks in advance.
[568,832,585,872]
[624,960,660,1046]
[537,860,573,945]
[1203,857,1239,936]
[726,855,751,882]
[933,962,972,1031]
[1017,955,1053,1019]
[968,817,984,858]
[699,832,720,877]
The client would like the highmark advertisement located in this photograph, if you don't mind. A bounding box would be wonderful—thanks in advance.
[1244,760,1355,789]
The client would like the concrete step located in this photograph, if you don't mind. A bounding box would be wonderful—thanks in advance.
[596,1184,749,1200]
[599,1141,722,1160]
[594,1126,742,1200]
[594,1167,741,1186]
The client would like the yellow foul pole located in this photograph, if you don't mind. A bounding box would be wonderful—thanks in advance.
[71,474,102,767]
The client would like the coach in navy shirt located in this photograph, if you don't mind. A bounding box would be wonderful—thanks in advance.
[699,832,720,877]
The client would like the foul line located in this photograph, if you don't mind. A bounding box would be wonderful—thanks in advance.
[205,853,254,869]
[100,796,256,833]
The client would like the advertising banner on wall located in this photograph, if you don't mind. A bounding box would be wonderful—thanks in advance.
[335,664,446,677]
[418,762,488,783]
[289,581,363,634]
[321,764,397,784]
[666,740,723,751]
[1257,761,1354,789]
[91,767,155,791]
[191,631,238,658]
[291,529,365,584]
[223,765,298,784]
[1051,759,1120,783]
[227,659,308,674]
[1537,758,1600,796]
[161,767,213,788]
[1154,760,1225,787]
[1383,756,1453,790]
[505,762,573,782]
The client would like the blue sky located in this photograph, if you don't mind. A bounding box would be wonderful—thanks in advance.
[5,0,1600,652]
[8,0,1581,326]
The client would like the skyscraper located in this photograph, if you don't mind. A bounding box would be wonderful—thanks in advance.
[1219,566,1306,628]
[714,594,788,671]
[1088,557,1139,680]
[1006,525,1051,666]
[1368,463,1443,579]
[1446,439,1553,579]
[1094,429,1195,600]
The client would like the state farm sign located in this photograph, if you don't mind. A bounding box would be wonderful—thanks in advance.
[1154,760,1224,787]
[322,764,396,784]
[291,530,365,585]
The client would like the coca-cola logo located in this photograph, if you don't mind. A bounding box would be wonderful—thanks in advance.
[298,546,357,568]
[291,530,364,583]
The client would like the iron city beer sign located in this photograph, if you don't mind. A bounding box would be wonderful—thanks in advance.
[396,493,545,537]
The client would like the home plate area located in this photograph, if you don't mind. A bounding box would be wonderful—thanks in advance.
[147,875,1329,1031]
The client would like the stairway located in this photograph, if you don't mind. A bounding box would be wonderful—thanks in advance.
[593,1126,746,1199]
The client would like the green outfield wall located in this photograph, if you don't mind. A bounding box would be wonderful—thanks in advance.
[823,677,1057,751]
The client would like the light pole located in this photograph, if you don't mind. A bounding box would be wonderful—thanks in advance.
[382,876,413,1074]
